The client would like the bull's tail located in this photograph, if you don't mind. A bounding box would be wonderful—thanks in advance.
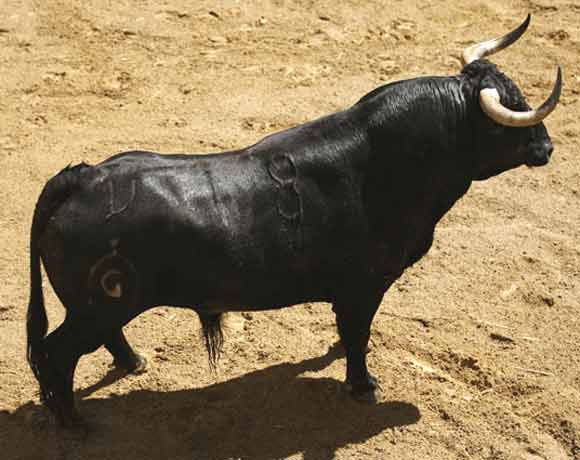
[198,312,224,370]
[26,231,48,382]
[26,163,90,406]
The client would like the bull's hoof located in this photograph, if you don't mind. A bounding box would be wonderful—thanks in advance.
[114,354,147,375]
[128,354,148,375]
[351,387,379,404]
[59,412,90,440]
[346,375,382,404]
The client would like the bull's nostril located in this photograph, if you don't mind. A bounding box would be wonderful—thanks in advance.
[546,144,554,157]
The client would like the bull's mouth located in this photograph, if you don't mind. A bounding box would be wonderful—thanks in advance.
[526,154,550,167]
[526,150,551,167]
[526,141,553,167]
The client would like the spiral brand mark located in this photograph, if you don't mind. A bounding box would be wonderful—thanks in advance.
[87,239,139,305]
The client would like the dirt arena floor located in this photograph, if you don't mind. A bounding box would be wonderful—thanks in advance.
[1,1,579,459]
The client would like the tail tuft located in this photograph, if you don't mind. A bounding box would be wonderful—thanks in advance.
[198,313,224,370]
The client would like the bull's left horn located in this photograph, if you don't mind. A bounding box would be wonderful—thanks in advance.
[479,67,562,128]
[462,14,531,66]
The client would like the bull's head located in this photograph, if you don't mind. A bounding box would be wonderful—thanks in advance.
[460,15,562,180]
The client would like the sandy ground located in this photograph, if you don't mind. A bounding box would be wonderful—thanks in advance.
[0,1,579,459]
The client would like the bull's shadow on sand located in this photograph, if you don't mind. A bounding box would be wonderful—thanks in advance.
[2,344,420,460]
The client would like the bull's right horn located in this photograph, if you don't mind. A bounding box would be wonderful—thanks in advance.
[461,14,531,66]
[479,67,562,128]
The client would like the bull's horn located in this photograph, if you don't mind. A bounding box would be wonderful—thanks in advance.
[479,67,562,127]
[461,14,531,66]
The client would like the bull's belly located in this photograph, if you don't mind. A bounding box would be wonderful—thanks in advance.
[154,259,336,312]
[137,217,357,310]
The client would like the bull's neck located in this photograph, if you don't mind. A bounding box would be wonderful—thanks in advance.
[358,77,469,158]
[353,76,473,238]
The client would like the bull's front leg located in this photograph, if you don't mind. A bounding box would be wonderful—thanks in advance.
[332,283,384,403]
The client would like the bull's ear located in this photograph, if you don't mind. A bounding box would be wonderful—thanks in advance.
[479,76,496,91]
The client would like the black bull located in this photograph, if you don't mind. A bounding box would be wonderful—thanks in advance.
[27,17,561,428]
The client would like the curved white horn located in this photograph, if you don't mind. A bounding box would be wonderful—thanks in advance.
[462,15,531,66]
[479,67,562,127]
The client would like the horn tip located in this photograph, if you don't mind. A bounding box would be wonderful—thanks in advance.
[521,13,531,32]
[555,66,563,98]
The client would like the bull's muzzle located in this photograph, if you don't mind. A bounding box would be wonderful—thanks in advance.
[527,140,553,167]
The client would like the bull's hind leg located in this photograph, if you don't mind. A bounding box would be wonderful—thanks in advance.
[33,313,122,429]
[333,286,383,403]
[33,319,90,428]
[104,329,147,374]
